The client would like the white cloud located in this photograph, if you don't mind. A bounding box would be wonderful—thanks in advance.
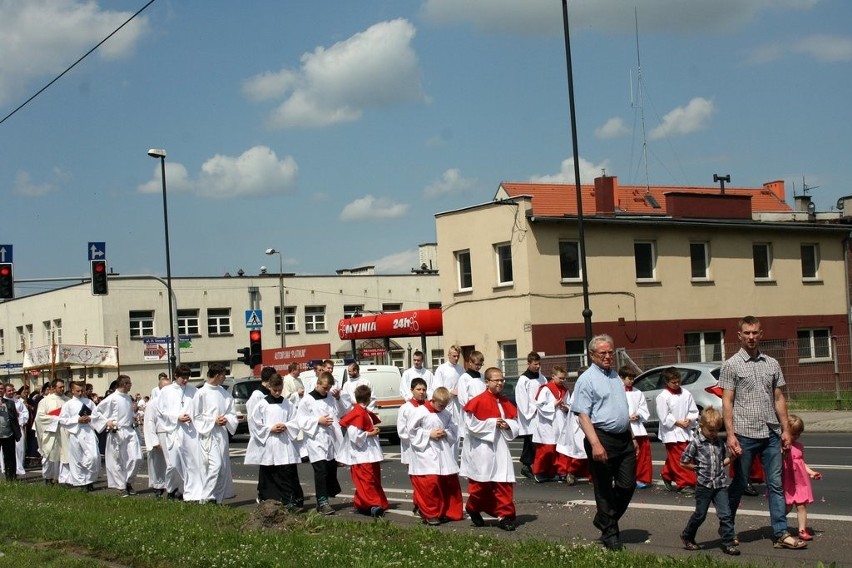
[339,195,409,221]
[594,117,630,139]
[244,19,427,128]
[0,0,148,106]
[360,248,420,274]
[423,168,476,198]
[649,97,715,140]
[792,34,852,62]
[529,156,609,184]
[420,0,817,35]
[138,146,298,199]
[13,171,53,197]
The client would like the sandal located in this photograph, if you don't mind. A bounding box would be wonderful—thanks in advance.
[773,532,808,549]
[798,529,813,541]
[681,536,701,551]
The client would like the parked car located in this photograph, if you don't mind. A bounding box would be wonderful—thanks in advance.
[193,376,262,436]
[631,362,723,438]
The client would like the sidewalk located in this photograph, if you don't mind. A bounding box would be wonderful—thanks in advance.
[792,410,852,432]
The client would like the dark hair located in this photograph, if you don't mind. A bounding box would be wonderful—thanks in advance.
[410,377,427,390]
[354,384,372,404]
[527,351,541,363]
[207,363,226,378]
[261,367,277,381]
[268,374,284,389]
[175,363,192,378]
[618,365,638,379]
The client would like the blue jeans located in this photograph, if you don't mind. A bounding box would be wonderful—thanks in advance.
[728,431,788,539]
[682,485,735,546]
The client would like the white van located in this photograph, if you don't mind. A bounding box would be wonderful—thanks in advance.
[358,364,404,441]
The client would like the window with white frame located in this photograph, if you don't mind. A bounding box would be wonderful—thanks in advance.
[495,242,513,286]
[26,324,34,347]
[207,308,231,336]
[178,309,200,336]
[431,349,444,369]
[499,340,518,376]
[559,240,581,281]
[455,249,472,291]
[690,242,710,280]
[53,319,62,343]
[16,326,24,351]
[797,328,831,361]
[801,243,819,280]
[0,329,4,355]
[382,303,402,312]
[129,311,155,339]
[305,306,326,332]
[684,331,724,362]
[43,321,51,343]
[343,304,363,319]
[565,339,588,374]
[753,243,772,280]
[274,306,298,335]
[634,241,657,281]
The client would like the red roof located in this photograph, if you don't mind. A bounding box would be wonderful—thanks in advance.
[498,177,792,217]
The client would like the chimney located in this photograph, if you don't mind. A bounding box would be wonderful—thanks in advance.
[763,180,786,202]
[594,175,616,214]
[794,195,812,213]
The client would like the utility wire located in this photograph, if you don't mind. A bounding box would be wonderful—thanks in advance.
[0,0,157,127]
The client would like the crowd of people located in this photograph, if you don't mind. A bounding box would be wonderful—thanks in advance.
[0,315,821,555]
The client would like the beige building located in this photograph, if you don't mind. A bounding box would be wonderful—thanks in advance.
[0,266,442,395]
[435,176,851,378]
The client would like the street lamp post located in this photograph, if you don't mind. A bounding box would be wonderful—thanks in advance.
[265,248,285,349]
[147,148,177,377]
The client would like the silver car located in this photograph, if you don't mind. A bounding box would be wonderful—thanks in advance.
[631,362,723,437]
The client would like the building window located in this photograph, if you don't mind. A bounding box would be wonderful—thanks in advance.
[207,308,232,336]
[431,349,444,369]
[54,319,62,343]
[428,302,442,310]
[634,241,657,281]
[797,328,831,362]
[129,311,155,339]
[801,243,819,280]
[43,321,51,343]
[690,242,710,280]
[559,240,581,281]
[753,243,772,280]
[684,331,724,362]
[565,339,588,374]
[187,362,203,378]
[382,303,402,313]
[26,324,33,348]
[0,329,4,355]
[305,306,326,332]
[274,306,298,335]
[43,320,63,343]
[178,309,200,336]
[343,304,363,319]
[499,340,519,376]
[495,242,513,286]
[16,326,24,351]
[455,249,472,291]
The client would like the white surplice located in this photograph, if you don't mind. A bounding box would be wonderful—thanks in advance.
[59,396,106,486]
[98,391,143,490]
[192,383,237,503]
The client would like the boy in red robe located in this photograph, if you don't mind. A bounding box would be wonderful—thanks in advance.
[339,385,388,517]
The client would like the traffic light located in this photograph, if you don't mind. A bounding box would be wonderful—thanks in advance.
[0,263,13,299]
[236,346,251,366]
[91,260,108,295]
[249,329,262,367]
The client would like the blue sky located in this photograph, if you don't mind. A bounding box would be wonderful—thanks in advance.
[2,0,850,289]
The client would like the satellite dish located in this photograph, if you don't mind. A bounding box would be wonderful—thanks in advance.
[837,198,845,211]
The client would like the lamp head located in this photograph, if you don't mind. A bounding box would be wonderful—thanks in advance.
[147,148,167,159]
[265,248,277,255]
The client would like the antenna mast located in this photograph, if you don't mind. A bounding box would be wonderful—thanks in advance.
[633,8,651,193]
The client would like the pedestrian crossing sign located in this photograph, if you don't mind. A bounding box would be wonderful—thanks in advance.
[245,310,263,329]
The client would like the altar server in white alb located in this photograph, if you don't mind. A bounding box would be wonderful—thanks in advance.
[156,363,200,500]
[244,367,274,502]
[98,375,143,496]
[59,381,106,491]
[432,345,465,456]
[193,363,238,504]
[144,373,172,497]
[399,351,435,401]
[245,373,304,510]
[35,379,69,485]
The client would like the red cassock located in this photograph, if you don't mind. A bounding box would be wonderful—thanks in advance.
[662,441,697,488]
[339,405,389,511]
[463,391,518,520]
[532,382,568,477]
[409,402,463,521]
[634,436,653,485]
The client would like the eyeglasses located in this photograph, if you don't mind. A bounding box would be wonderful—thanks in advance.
[593,351,615,357]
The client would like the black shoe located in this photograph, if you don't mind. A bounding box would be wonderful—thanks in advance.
[743,483,759,496]
[424,517,441,526]
[154,488,165,498]
[681,536,700,551]
[533,474,549,483]
[662,478,675,492]
[520,465,533,479]
[125,483,137,496]
[723,545,741,556]
[497,517,516,531]
[467,509,485,527]
[370,506,384,518]
[602,538,624,551]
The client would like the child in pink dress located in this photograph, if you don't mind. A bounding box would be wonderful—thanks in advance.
[782,414,821,541]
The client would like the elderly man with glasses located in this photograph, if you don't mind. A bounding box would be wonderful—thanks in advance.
[572,334,636,551]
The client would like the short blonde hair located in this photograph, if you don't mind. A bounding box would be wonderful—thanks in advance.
[431,387,451,406]
[700,407,723,430]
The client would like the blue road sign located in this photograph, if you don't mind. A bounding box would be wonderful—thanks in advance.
[0,362,22,370]
[88,242,106,261]
[245,310,263,328]
[0,244,12,263]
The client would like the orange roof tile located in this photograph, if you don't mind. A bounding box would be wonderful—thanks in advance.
[498,177,792,217]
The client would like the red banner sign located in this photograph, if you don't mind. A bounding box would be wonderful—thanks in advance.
[263,343,331,373]
[360,347,386,357]
[338,309,442,340]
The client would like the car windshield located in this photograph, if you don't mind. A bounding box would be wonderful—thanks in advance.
[232,381,261,400]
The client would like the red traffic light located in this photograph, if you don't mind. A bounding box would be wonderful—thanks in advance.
[93,263,105,273]
[249,329,261,342]
[0,266,10,277]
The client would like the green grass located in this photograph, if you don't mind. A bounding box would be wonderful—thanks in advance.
[0,483,756,568]
[787,391,852,411]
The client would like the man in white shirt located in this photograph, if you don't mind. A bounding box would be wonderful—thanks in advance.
[98,375,143,496]
[516,352,546,479]
[400,351,434,401]
[156,363,200,501]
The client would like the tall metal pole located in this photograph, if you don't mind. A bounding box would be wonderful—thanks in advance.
[153,151,177,377]
[561,0,593,346]
[266,248,285,349]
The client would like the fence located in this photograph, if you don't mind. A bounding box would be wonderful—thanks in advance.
[499,335,852,410]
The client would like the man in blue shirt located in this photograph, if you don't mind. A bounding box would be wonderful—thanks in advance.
[573,335,636,551]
